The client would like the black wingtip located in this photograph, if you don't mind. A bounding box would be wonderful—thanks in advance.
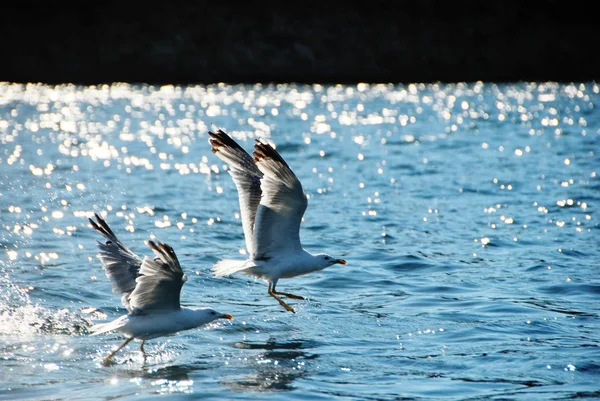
[208,130,223,139]
[208,129,249,155]
[148,239,180,269]
[253,140,289,167]
[148,240,159,253]
[148,240,171,256]
[89,212,117,239]
[161,242,177,259]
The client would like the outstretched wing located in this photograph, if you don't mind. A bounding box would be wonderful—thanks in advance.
[209,130,263,256]
[128,240,187,314]
[89,213,142,312]
[252,139,308,259]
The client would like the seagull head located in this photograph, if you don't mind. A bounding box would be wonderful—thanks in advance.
[207,308,234,321]
[188,308,234,328]
[314,253,347,268]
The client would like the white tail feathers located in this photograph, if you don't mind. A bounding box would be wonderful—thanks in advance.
[89,316,127,336]
[212,259,255,277]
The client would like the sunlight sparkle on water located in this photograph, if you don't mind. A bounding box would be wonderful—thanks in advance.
[0,81,598,399]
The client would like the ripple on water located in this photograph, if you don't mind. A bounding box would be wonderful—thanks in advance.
[538,283,600,300]
[0,81,599,399]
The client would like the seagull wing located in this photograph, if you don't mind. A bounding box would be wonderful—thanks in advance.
[128,240,186,314]
[252,139,308,259]
[209,130,263,256]
[89,213,142,312]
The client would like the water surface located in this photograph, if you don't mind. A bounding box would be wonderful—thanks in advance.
[0,82,598,400]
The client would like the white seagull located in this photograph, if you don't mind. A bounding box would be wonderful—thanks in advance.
[208,130,347,313]
[88,213,233,365]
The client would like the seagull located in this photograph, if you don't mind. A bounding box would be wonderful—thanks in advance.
[208,130,347,313]
[88,213,233,365]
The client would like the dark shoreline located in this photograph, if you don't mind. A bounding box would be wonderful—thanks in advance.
[2,2,597,85]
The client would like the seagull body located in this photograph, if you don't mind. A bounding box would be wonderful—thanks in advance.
[89,214,233,365]
[208,130,346,313]
[91,308,226,341]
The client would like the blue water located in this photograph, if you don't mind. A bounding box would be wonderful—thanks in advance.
[0,82,598,400]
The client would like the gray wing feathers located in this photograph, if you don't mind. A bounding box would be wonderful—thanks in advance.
[128,241,186,314]
[89,213,142,312]
[209,130,263,256]
[208,131,308,259]
[252,140,308,258]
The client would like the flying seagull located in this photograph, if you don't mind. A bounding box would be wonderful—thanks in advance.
[208,130,347,313]
[88,213,233,365]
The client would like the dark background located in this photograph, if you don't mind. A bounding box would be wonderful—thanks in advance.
[1,1,597,85]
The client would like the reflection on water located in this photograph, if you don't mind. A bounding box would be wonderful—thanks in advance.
[222,337,315,392]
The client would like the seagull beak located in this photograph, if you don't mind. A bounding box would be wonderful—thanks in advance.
[335,259,347,265]
[221,313,234,321]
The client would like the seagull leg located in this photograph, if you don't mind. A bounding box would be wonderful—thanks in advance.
[268,282,295,313]
[273,290,305,300]
[102,337,133,366]
[140,341,148,363]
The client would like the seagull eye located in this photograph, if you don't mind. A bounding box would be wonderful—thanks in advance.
[324,257,330,260]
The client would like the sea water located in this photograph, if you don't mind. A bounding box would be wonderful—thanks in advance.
[0,82,598,400]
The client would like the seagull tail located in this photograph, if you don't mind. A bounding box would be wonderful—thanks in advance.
[212,259,255,277]
[89,316,127,336]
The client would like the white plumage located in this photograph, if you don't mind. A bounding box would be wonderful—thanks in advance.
[89,214,233,365]
[209,130,347,313]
